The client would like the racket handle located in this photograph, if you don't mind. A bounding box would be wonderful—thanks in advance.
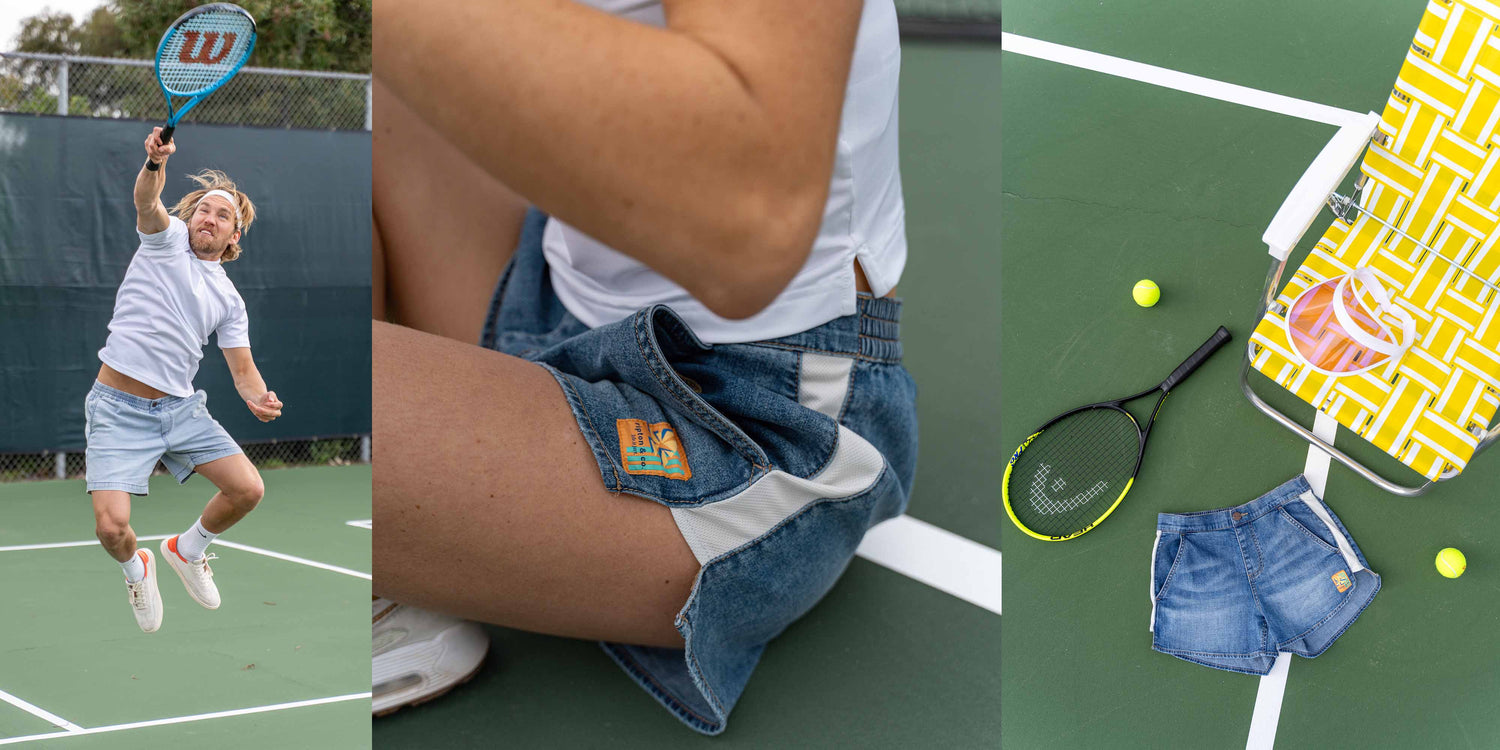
[145,126,174,172]
[1161,326,1231,391]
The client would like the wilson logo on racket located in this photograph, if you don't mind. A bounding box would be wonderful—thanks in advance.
[177,31,238,65]
[617,418,692,480]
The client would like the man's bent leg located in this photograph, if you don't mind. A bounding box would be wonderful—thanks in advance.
[92,490,137,564]
[93,489,163,632]
[159,453,261,610]
[193,452,265,534]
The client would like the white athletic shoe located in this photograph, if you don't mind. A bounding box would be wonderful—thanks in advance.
[124,549,164,633]
[372,598,490,716]
[160,535,221,609]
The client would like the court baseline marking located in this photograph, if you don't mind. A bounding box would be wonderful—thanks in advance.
[856,514,1002,615]
[0,527,370,742]
[1003,31,1370,748]
[0,692,371,746]
[0,535,370,580]
[0,689,82,734]
[1002,33,1365,127]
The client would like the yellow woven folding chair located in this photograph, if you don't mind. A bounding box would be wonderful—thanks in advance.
[1246,0,1500,495]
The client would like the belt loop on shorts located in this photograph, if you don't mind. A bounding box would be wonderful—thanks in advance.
[858,296,902,362]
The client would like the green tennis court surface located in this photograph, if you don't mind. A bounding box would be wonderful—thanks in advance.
[374,40,1002,747]
[0,465,371,747]
[1003,2,1500,747]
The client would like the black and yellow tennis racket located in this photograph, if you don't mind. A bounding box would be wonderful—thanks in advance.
[1003,326,1231,541]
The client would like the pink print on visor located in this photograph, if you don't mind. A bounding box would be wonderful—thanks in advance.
[1284,268,1415,376]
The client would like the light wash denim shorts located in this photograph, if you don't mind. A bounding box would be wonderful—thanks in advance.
[1150,475,1380,675]
[481,211,919,734]
[84,381,243,495]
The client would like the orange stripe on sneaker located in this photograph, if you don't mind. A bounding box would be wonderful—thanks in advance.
[138,549,149,570]
[167,535,188,563]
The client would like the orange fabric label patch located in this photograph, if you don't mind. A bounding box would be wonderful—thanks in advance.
[616,419,692,480]
[1331,570,1352,593]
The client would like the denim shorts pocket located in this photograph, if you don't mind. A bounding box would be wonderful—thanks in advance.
[1278,503,1343,555]
[1152,532,1188,602]
[84,392,98,439]
[632,307,771,469]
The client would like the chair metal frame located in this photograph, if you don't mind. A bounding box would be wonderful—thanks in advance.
[1241,112,1500,496]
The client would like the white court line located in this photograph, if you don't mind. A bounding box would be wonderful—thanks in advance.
[0,692,371,746]
[345,519,371,529]
[0,535,168,553]
[0,536,369,580]
[1245,412,1340,750]
[856,515,1002,615]
[339,514,994,611]
[211,540,370,581]
[0,689,82,733]
[1001,33,1366,128]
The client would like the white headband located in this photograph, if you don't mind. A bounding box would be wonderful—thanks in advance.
[197,189,241,228]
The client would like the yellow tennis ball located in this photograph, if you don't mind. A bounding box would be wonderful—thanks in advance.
[1133,279,1160,307]
[1436,547,1467,578]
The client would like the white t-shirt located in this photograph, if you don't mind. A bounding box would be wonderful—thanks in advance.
[98,217,251,397]
[546,0,907,343]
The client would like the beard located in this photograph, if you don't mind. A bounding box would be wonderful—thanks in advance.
[189,230,224,255]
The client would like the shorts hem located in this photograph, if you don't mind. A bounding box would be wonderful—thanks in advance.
[172,446,244,484]
[1151,645,1278,675]
[85,481,149,496]
[599,642,724,736]
[1278,570,1381,658]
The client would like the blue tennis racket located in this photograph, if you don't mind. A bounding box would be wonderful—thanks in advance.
[146,3,257,171]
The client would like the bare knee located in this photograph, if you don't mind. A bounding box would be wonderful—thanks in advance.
[229,476,264,513]
[95,513,132,549]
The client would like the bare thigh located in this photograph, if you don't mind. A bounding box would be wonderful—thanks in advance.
[374,76,528,343]
[371,321,698,648]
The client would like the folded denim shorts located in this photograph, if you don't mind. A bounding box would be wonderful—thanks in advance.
[481,211,918,734]
[84,381,244,495]
[1149,475,1380,675]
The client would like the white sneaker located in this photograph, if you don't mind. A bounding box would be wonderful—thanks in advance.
[124,549,164,633]
[372,598,490,716]
[160,535,221,609]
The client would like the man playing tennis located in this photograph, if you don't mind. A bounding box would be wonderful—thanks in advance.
[88,128,284,633]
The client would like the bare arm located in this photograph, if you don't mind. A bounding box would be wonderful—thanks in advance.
[136,128,175,234]
[222,347,283,422]
[374,0,863,319]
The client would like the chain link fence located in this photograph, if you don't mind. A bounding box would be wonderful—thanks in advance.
[0,436,371,482]
[894,0,1003,40]
[1,52,371,483]
[0,52,371,130]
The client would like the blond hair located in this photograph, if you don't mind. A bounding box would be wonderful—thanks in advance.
[171,170,257,262]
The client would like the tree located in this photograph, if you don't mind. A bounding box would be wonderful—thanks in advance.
[15,1,371,73]
[3,1,371,129]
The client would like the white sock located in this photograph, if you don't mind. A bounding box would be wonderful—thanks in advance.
[176,517,217,561]
[121,551,146,583]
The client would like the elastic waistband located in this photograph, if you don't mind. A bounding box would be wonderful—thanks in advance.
[1156,475,1313,533]
[755,293,903,362]
[91,380,186,409]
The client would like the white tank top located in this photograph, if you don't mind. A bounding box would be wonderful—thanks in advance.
[546,0,906,343]
[98,217,251,397]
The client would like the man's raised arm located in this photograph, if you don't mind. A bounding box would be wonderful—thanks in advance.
[136,127,175,234]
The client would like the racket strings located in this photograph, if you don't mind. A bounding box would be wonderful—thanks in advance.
[1008,408,1139,537]
[158,12,256,95]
